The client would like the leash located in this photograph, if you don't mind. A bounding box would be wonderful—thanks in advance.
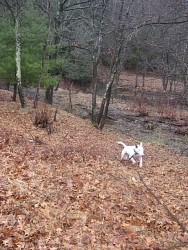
[129,146,138,160]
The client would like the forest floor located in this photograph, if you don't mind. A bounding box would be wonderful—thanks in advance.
[0,79,188,249]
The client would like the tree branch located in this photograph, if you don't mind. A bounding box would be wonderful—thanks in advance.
[136,170,188,233]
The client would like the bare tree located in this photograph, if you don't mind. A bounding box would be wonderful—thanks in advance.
[132,0,188,94]
[34,0,52,108]
[90,0,109,124]
[97,0,146,129]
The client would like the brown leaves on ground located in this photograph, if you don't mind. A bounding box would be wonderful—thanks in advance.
[0,90,188,250]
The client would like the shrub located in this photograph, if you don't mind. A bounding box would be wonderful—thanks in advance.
[34,105,53,134]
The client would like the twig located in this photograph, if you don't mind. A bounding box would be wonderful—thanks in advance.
[20,116,42,143]
[108,172,128,185]
[64,132,69,138]
[167,242,188,250]
[135,170,188,233]
[54,108,58,121]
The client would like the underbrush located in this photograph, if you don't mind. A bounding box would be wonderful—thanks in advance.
[34,104,57,135]
[133,91,188,124]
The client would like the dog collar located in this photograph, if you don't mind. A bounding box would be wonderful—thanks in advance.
[134,149,138,155]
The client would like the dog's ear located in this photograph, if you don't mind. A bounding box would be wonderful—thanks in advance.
[140,142,142,146]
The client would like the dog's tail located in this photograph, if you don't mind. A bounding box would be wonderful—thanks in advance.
[118,142,126,148]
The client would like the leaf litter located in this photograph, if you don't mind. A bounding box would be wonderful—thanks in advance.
[0,90,188,250]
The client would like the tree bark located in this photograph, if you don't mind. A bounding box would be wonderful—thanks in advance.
[162,74,168,91]
[142,73,145,87]
[34,1,51,108]
[97,68,116,130]
[45,85,54,105]
[15,15,26,107]
[97,0,126,130]
[91,0,108,124]
[92,61,98,123]
[68,85,72,113]
[12,84,17,101]
[135,64,138,88]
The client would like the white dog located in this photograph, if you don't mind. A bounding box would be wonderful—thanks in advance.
[118,142,144,167]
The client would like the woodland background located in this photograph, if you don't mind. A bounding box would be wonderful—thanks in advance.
[0,1,188,249]
[1,0,188,127]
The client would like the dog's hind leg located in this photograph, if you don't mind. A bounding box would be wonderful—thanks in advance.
[120,149,126,160]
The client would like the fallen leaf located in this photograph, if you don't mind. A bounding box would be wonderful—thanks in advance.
[145,236,155,246]
[3,238,13,248]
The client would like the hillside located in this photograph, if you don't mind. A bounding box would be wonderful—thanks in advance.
[0,89,188,250]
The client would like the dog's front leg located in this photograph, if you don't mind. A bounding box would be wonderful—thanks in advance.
[139,157,142,167]
[130,158,136,164]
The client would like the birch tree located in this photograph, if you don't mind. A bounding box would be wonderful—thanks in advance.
[2,0,26,107]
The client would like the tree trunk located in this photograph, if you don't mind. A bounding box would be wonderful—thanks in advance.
[183,78,187,94]
[15,16,26,107]
[68,83,73,112]
[5,82,10,90]
[12,84,17,101]
[45,85,54,105]
[162,74,168,91]
[135,65,138,88]
[97,0,125,130]
[142,73,145,87]
[91,0,108,124]
[97,68,116,129]
[98,84,112,130]
[169,80,173,92]
[92,61,98,123]
[34,1,51,108]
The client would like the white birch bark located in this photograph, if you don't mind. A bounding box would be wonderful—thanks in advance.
[15,14,26,107]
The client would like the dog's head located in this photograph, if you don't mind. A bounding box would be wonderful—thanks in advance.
[135,142,144,156]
